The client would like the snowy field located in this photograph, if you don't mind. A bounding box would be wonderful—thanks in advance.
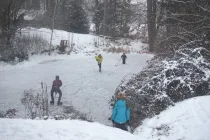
[20,27,147,54]
[135,96,210,140]
[0,119,139,140]
[0,53,153,125]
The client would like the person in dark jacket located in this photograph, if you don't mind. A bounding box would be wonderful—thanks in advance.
[50,75,62,105]
[121,53,127,64]
[112,92,130,131]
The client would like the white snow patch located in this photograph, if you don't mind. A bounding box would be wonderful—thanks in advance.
[135,96,210,140]
[0,119,139,140]
[131,0,146,4]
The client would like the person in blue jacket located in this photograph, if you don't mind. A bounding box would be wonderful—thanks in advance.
[112,92,130,131]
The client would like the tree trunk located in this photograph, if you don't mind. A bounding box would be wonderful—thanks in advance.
[147,0,156,52]
[95,0,99,34]
[103,0,108,36]
[49,0,58,55]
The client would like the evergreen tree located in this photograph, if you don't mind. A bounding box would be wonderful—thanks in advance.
[93,1,103,35]
[67,0,89,33]
[93,0,132,37]
[47,0,89,34]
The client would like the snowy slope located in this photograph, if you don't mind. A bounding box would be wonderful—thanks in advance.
[21,27,101,54]
[0,53,153,125]
[0,119,139,140]
[134,96,210,140]
[20,27,147,54]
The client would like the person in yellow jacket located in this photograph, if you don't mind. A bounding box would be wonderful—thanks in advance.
[95,54,103,72]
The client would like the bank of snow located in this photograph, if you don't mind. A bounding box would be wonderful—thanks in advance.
[135,96,210,140]
[0,119,138,140]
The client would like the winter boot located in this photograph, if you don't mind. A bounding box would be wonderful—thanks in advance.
[50,101,54,105]
[99,68,101,72]
[57,101,62,106]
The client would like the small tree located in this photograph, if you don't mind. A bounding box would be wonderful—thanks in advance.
[21,83,48,119]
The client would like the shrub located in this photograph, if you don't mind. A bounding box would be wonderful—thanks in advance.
[21,83,48,119]
[0,109,17,118]
[112,40,210,129]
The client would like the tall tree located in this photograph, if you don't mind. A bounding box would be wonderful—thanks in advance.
[68,0,89,33]
[93,0,132,37]
[155,0,210,52]
[94,0,100,34]
[0,0,26,47]
[54,0,89,33]
[103,0,108,35]
[147,0,156,52]
[93,0,104,35]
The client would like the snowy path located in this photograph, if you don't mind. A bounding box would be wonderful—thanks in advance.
[135,96,210,140]
[0,53,152,124]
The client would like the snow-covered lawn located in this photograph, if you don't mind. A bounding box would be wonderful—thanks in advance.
[0,119,139,140]
[0,53,153,125]
[135,96,210,140]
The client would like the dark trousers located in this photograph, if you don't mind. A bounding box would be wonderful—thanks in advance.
[51,87,62,103]
[114,122,128,131]
[122,59,126,64]
[98,63,101,71]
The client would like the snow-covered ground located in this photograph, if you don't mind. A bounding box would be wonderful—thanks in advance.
[135,96,210,140]
[0,53,153,125]
[0,119,139,140]
[1,96,209,140]
[20,27,147,54]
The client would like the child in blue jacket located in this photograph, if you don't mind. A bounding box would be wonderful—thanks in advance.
[112,92,130,131]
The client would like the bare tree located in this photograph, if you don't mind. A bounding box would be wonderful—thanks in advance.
[49,0,58,55]
[155,0,210,53]
[0,0,26,48]
[103,0,108,36]
[95,0,100,34]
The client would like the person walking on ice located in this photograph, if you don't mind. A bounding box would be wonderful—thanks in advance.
[121,53,127,64]
[50,75,63,105]
[95,54,103,72]
[112,92,130,131]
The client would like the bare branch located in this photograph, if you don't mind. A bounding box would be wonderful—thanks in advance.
[192,0,210,13]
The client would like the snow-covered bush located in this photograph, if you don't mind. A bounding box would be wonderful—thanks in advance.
[115,40,210,128]
[21,88,48,119]
[0,47,29,63]
[53,106,91,121]
[21,82,48,119]
[0,34,49,63]
[14,35,50,55]
[0,109,17,118]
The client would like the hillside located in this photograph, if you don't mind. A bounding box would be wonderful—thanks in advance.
[135,96,210,140]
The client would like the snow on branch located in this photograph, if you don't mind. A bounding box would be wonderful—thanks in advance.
[116,40,210,129]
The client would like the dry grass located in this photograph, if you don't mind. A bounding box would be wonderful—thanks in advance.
[104,46,130,53]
